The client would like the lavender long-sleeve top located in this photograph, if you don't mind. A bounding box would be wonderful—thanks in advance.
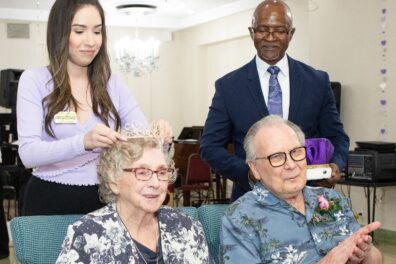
[17,67,147,185]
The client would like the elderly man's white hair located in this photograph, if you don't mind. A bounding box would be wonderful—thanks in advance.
[244,115,305,162]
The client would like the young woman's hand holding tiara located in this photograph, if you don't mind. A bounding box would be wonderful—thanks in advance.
[84,123,126,150]
[155,119,173,145]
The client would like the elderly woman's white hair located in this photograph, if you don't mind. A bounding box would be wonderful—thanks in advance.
[97,136,176,203]
[243,115,305,162]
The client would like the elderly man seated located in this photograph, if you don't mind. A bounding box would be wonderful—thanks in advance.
[220,115,382,263]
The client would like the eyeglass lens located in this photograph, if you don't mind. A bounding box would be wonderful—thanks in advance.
[125,168,173,181]
[250,26,289,38]
[269,147,306,167]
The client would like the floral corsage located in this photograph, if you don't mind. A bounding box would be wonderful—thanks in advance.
[309,195,341,224]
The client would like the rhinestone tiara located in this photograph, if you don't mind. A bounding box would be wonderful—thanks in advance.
[122,121,162,139]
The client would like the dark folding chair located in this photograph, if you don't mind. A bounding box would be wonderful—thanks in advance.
[177,153,214,206]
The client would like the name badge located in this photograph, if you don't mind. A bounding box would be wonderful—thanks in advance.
[54,111,77,124]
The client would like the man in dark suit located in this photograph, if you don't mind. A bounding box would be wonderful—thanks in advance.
[200,0,349,202]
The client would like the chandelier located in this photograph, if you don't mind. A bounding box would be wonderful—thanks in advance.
[115,33,160,77]
[113,2,161,77]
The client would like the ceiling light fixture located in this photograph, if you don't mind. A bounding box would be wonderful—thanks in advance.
[114,1,161,77]
[115,3,157,16]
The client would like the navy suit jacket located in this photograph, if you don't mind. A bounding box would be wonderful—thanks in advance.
[200,56,349,201]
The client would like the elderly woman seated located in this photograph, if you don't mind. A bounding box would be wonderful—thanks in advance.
[56,126,211,263]
[220,115,383,264]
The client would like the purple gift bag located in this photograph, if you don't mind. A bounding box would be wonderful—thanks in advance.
[305,138,334,165]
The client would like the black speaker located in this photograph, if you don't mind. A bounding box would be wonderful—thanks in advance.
[0,69,24,109]
[178,126,203,140]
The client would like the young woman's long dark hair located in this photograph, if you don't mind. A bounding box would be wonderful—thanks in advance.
[43,0,121,137]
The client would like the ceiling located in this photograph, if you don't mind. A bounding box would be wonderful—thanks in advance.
[0,0,260,30]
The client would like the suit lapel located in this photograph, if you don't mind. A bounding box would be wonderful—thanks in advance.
[246,57,269,116]
[288,56,304,121]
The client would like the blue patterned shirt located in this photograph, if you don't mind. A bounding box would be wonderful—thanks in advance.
[220,183,360,264]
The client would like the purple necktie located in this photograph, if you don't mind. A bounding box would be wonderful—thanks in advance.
[267,66,282,116]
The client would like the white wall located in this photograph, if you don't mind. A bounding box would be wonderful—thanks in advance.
[1,0,396,231]
[308,0,396,144]
[0,22,47,69]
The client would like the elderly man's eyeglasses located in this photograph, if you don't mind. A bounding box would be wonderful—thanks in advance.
[123,167,175,181]
[249,26,290,38]
[255,146,306,167]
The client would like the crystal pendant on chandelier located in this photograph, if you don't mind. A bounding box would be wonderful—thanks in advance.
[115,35,160,77]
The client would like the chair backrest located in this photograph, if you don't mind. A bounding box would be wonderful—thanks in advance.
[10,214,82,264]
[176,206,198,219]
[198,204,229,264]
[10,206,227,263]
[185,153,212,184]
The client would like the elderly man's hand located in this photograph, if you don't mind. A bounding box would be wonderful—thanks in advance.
[347,234,373,264]
[318,221,381,264]
[316,163,341,188]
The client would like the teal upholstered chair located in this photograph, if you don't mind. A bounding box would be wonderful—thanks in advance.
[10,214,82,264]
[198,204,229,264]
[176,206,198,219]
[10,207,198,264]
[10,205,222,264]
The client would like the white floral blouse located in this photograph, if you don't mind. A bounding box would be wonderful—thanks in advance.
[56,203,211,263]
